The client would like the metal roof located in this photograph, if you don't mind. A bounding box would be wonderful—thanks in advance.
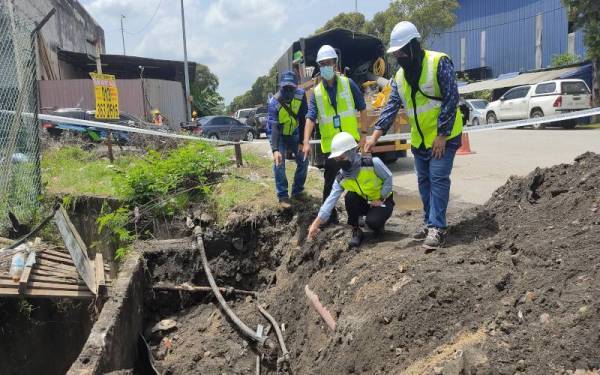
[459,65,582,94]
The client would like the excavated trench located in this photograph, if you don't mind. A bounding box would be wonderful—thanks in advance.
[71,152,600,375]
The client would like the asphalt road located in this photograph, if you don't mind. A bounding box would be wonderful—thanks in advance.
[390,127,600,206]
[248,127,600,207]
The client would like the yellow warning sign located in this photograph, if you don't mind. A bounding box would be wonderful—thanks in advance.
[90,73,119,120]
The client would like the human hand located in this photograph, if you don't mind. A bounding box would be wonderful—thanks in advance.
[370,200,384,207]
[432,135,446,159]
[273,151,282,166]
[302,143,311,161]
[364,138,376,153]
[308,222,321,240]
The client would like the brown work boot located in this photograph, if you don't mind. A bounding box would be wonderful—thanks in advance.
[278,197,292,209]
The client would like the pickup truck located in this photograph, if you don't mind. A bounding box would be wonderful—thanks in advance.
[485,79,591,129]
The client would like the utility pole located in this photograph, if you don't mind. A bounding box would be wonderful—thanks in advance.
[95,39,114,163]
[120,14,126,55]
[180,0,191,122]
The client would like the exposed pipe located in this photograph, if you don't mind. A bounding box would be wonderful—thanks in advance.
[153,282,257,297]
[305,285,337,331]
[256,303,290,362]
[194,228,269,346]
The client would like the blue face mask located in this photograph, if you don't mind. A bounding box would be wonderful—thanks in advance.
[320,65,335,80]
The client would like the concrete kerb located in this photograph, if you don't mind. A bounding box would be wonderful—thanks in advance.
[68,250,145,375]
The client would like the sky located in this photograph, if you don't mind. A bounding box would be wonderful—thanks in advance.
[81,0,393,103]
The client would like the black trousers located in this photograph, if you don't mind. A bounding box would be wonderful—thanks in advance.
[345,192,395,230]
[323,154,341,219]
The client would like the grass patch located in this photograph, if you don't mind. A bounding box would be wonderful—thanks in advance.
[581,123,600,129]
[42,146,136,197]
[211,148,322,223]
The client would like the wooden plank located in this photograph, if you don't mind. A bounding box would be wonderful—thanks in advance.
[18,251,35,293]
[0,274,85,285]
[42,249,73,261]
[54,206,96,294]
[30,268,78,279]
[38,252,75,266]
[37,259,77,273]
[0,287,94,299]
[0,279,88,291]
[34,265,79,278]
[94,254,106,296]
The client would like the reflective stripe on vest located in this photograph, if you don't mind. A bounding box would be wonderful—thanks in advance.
[340,167,386,201]
[277,93,303,136]
[314,75,360,153]
[394,50,462,149]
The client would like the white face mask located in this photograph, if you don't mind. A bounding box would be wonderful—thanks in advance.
[320,65,335,80]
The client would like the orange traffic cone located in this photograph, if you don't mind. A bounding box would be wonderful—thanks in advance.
[456,133,475,155]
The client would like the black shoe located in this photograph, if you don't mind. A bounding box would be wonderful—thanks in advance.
[422,227,446,249]
[349,226,363,247]
[412,225,428,241]
[278,197,292,209]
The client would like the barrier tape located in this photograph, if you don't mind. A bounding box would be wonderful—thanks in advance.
[4,107,600,146]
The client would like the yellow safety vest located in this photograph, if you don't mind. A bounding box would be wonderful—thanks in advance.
[394,50,462,149]
[277,91,304,136]
[314,75,360,153]
[338,157,390,201]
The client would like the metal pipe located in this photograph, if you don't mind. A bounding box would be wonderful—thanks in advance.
[180,0,191,122]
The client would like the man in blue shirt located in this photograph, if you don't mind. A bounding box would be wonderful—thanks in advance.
[364,21,463,249]
[268,71,309,207]
[303,45,368,225]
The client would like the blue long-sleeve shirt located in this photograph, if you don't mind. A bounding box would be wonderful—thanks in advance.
[374,56,460,143]
[306,76,366,122]
[268,88,308,151]
[317,157,393,221]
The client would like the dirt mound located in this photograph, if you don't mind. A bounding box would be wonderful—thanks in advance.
[141,154,599,375]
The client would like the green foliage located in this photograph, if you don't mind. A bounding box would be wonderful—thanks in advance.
[551,53,580,67]
[464,90,492,101]
[190,64,225,116]
[18,299,35,319]
[315,12,368,34]
[228,0,458,112]
[563,0,600,106]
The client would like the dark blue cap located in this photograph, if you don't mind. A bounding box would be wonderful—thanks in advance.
[279,71,298,87]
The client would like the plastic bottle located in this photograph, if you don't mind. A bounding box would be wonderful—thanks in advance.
[9,251,26,282]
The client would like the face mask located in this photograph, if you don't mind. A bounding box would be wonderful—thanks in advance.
[339,159,352,170]
[281,87,295,102]
[396,56,412,69]
[320,65,335,80]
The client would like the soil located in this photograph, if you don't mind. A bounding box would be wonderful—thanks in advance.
[141,152,600,375]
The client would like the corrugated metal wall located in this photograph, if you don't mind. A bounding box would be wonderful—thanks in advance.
[39,78,186,128]
[428,0,587,77]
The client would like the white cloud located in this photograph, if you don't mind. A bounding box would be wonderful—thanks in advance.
[81,0,391,103]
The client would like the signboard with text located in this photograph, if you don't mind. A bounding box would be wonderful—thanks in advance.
[90,72,119,120]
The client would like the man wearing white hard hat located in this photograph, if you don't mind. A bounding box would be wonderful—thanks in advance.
[303,45,368,227]
[307,132,394,247]
[364,21,463,250]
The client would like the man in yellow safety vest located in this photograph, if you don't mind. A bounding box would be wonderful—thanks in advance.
[303,44,368,226]
[365,21,463,250]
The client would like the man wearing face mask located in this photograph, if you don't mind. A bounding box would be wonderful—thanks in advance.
[268,71,309,207]
[307,132,394,247]
[303,45,368,226]
[364,21,463,250]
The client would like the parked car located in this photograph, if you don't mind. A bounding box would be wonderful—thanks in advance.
[245,106,268,137]
[465,99,488,126]
[233,108,254,124]
[42,108,130,143]
[485,79,591,129]
[195,116,256,141]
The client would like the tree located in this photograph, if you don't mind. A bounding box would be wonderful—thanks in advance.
[190,64,224,116]
[551,53,580,67]
[315,12,367,34]
[563,0,600,107]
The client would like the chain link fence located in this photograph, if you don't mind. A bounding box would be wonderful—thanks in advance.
[0,2,42,232]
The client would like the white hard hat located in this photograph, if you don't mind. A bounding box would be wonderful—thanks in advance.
[316,45,338,63]
[387,21,421,54]
[329,132,358,158]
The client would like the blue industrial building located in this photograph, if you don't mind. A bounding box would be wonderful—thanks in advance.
[428,0,587,80]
